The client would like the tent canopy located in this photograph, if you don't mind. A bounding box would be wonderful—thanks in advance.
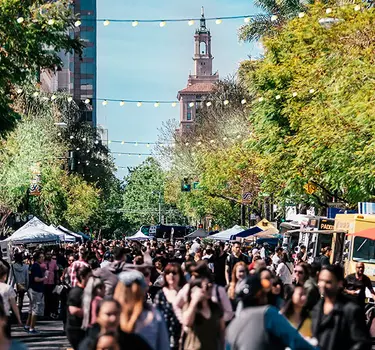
[5,217,60,245]
[47,225,75,243]
[127,230,151,241]
[210,225,246,241]
[185,228,209,240]
[57,226,84,242]
[348,228,375,240]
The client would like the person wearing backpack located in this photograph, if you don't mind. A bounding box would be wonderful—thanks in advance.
[276,252,293,289]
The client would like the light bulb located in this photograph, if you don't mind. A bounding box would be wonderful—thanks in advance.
[206,101,212,107]
[271,15,278,22]
[198,141,202,145]
[74,20,81,27]
[67,96,73,102]
[70,135,74,139]
[48,19,55,25]
[51,95,56,101]
[154,102,160,107]
[16,88,22,94]
[76,147,80,151]
[244,17,251,23]
[160,21,166,27]
[298,12,305,18]
[82,137,86,141]
[17,17,24,24]
[188,20,195,26]
[84,98,90,104]
[223,137,227,141]
[189,102,194,107]
[33,92,39,97]
[120,101,125,106]
[132,21,139,27]
[137,102,142,107]
[121,141,125,144]
[210,140,215,143]
[215,19,222,24]
[185,142,189,146]
[224,100,229,105]
[326,8,332,14]
[103,20,110,26]
[135,142,138,146]
[354,5,361,11]
[258,97,264,102]
[237,135,241,139]
[241,99,247,104]
[292,92,298,97]
[86,150,90,153]
[77,161,81,164]
[171,102,177,107]
[94,140,99,144]
[276,95,281,100]
[146,144,150,148]
[57,132,61,136]
[108,140,112,144]
[102,100,108,106]
[309,89,315,93]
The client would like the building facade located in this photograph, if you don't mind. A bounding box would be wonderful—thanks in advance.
[39,0,97,126]
[177,8,219,133]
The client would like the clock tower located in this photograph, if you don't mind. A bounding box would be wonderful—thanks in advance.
[177,7,219,134]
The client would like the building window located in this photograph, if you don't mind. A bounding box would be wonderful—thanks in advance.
[187,112,192,121]
[200,42,206,54]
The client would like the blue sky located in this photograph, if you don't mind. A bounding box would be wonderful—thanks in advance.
[96,0,261,177]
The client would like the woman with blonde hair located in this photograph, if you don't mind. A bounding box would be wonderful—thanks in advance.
[113,270,169,350]
[227,261,248,310]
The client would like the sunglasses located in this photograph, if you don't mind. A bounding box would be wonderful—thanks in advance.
[294,270,304,274]
[166,270,178,275]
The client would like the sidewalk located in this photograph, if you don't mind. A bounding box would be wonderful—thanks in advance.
[12,319,71,350]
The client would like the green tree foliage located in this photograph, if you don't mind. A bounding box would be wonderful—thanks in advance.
[123,158,185,232]
[240,4,375,209]
[0,90,100,231]
[0,0,82,131]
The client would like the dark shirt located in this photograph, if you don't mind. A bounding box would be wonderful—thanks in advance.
[78,323,152,350]
[320,255,330,267]
[29,262,44,293]
[67,286,84,330]
[345,273,373,308]
[0,258,10,283]
[226,253,248,282]
[214,252,227,286]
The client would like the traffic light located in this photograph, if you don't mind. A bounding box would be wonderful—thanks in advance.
[181,178,191,192]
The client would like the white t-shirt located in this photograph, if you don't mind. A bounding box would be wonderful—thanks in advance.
[0,282,16,315]
[272,254,281,266]
[276,262,293,285]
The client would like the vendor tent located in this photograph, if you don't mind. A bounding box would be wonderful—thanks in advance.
[210,225,246,241]
[127,230,151,241]
[5,217,60,245]
[47,225,75,243]
[57,226,84,242]
[184,228,209,240]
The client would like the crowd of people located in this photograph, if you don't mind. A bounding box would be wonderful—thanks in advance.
[0,237,373,350]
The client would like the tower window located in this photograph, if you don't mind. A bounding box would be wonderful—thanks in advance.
[200,42,206,55]
[187,112,192,121]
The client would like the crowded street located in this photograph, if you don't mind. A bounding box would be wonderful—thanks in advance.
[1,0,375,349]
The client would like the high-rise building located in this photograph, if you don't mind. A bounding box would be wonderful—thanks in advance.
[71,0,97,126]
[177,7,219,133]
[39,0,97,126]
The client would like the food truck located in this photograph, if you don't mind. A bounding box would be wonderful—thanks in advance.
[333,214,375,280]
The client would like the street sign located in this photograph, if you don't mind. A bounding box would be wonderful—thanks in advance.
[242,192,252,203]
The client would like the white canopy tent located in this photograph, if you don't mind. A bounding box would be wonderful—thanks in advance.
[57,225,83,243]
[47,225,75,243]
[127,230,151,241]
[209,225,245,241]
[5,217,60,245]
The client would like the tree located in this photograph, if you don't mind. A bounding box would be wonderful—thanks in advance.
[0,0,82,132]
[123,158,185,232]
[239,4,375,210]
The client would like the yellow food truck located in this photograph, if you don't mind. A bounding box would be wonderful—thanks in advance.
[333,214,375,280]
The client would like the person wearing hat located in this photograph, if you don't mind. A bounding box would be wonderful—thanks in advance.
[114,270,169,350]
[226,274,317,350]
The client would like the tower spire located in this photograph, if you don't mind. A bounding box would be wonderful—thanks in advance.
[200,6,206,31]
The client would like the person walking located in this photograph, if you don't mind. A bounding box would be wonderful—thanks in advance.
[25,251,46,334]
[226,274,317,350]
[311,264,371,350]
[69,247,89,288]
[114,270,169,350]
[40,251,59,319]
[225,242,249,284]
[344,262,375,310]
[276,252,293,289]
[154,263,185,350]
[281,284,313,338]
[181,276,225,350]
[319,247,332,267]
[213,242,227,287]
[0,263,22,337]
[66,266,92,349]
[9,253,29,313]
[227,262,248,311]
